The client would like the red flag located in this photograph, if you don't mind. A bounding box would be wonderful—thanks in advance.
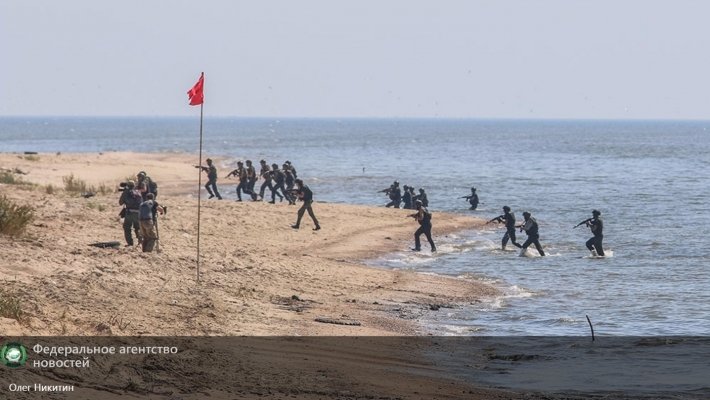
[187,73,204,106]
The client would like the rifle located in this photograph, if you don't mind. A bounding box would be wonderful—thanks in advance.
[487,216,503,224]
[225,169,239,179]
[574,218,593,229]
[460,195,473,200]
[194,165,208,172]
[378,187,392,193]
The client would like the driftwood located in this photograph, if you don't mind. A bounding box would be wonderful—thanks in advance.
[314,317,361,326]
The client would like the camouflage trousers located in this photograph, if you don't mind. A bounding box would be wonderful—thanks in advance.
[139,219,157,252]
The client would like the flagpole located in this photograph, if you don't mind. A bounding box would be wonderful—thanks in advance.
[196,75,204,283]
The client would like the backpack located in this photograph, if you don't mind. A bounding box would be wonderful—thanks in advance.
[124,189,143,209]
[422,208,432,224]
[147,177,158,195]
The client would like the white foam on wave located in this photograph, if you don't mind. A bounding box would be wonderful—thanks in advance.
[582,249,614,259]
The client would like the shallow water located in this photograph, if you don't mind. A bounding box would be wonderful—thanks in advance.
[2,117,709,335]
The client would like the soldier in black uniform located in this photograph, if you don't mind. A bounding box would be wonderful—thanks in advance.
[291,179,320,230]
[385,181,402,208]
[258,160,278,201]
[488,206,522,250]
[227,161,249,202]
[585,210,605,256]
[414,188,428,207]
[283,163,296,205]
[269,163,289,204]
[408,199,436,252]
[245,160,258,201]
[519,211,545,256]
[462,187,479,210]
[196,158,222,200]
[401,185,413,209]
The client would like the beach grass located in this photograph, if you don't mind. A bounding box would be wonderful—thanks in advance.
[63,174,89,193]
[0,288,25,323]
[0,195,34,237]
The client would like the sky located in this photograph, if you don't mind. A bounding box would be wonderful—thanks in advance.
[1,0,709,119]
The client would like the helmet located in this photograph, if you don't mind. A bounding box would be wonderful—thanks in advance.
[419,188,424,192]
[592,209,601,216]
[503,206,510,212]
[206,158,213,163]
[137,171,146,177]
[523,211,531,217]
[272,163,278,169]
[471,187,476,191]
[126,180,135,188]
[415,199,423,206]
[237,161,243,165]
[246,160,252,164]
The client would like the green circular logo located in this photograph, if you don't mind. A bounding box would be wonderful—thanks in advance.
[1,343,28,368]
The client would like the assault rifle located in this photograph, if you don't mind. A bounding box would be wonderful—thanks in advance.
[574,218,593,229]
[487,216,503,224]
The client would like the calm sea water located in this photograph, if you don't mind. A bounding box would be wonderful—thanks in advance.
[2,117,709,335]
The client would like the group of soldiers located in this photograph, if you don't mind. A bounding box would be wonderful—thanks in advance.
[381,180,604,257]
[380,181,429,209]
[118,171,164,252]
[195,158,320,230]
[195,158,300,204]
[487,207,605,257]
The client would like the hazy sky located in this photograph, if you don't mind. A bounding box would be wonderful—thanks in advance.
[2,1,709,119]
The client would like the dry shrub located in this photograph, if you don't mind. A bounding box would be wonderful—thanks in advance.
[0,195,34,237]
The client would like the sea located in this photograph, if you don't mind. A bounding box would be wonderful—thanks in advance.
[2,117,709,336]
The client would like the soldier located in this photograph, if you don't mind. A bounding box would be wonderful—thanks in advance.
[245,160,259,201]
[195,158,222,200]
[518,211,545,257]
[138,193,164,252]
[408,199,436,252]
[227,161,249,202]
[487,206,522,250]
[291,179,321,230]
[585,210,605,256]
[407,187,416,209]
[415,188,429,207]
[462,187,479,210]
[285,160,297,179]
[118,181,143,247]
[401,185,413,209]
[283,163,296,205]
[136,171,158,201]
[385,181,402,208]
[258,160,277,201]
[269,163,289,204]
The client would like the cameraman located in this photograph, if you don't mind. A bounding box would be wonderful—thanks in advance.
[118,181,143,247]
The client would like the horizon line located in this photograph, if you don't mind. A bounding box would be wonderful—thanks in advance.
[1,115,710,123]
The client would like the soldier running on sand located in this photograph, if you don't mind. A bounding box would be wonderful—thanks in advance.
[245,160,258,201]
[195,158,222,200]
[269,163,289,204]
[291,179,321,231]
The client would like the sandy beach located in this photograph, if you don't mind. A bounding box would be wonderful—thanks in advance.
[0,151,497,337]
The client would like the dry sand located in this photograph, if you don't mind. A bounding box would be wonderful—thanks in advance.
[1,152,497,337]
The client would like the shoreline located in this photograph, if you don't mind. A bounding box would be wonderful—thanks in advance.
[0,151,498,337]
